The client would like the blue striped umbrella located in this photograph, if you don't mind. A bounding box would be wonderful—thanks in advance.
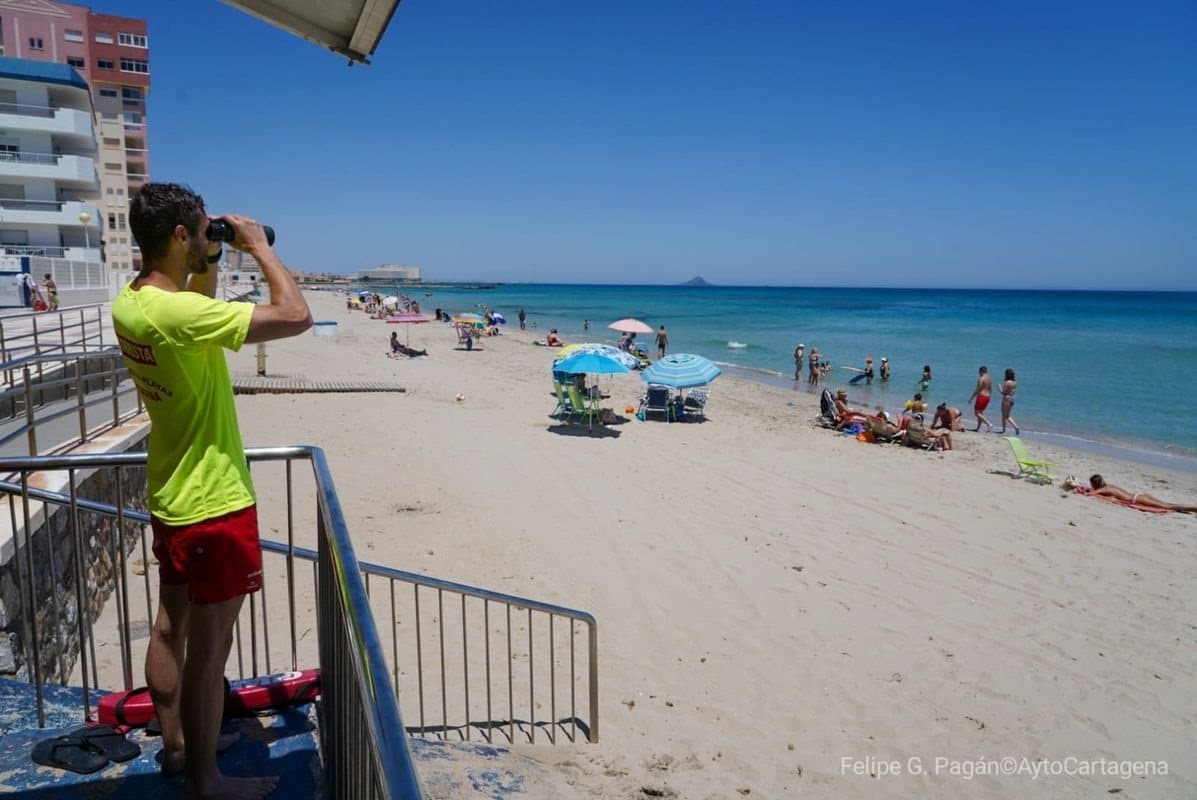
[640,353,722,388]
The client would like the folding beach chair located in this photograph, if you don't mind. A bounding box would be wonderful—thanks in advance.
[683,387,709,421]
[639,384,675,422]
[1005,437,1055,484]
[567,384,599,428]
[551,383,576,420]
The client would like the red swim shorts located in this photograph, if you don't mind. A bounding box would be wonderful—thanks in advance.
[151,505,263,605]
[974,395,991,413]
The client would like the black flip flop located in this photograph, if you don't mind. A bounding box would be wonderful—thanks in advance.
[31,734,109,774]
[68,725,141,763]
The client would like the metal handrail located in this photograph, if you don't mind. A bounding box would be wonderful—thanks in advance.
[0,307,109,386]
[0,447,425,799]
[0,350,141,452]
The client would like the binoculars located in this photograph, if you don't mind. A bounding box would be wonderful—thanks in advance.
[207,218,276,247]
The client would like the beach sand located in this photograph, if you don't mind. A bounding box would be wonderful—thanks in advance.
[224,290,1196,798]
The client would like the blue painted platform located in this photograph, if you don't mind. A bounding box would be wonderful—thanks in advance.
[0,680,588,798]
[0,680,321,798]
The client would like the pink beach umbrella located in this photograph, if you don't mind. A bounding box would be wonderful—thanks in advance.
[386,312,430,345]
[607,318,653,334]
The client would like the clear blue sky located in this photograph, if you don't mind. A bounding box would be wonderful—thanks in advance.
[102,1,1194,289]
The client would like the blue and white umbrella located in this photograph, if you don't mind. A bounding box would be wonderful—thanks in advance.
[640,353,722,388]
[554,351,631,376]
[553,343,638,369]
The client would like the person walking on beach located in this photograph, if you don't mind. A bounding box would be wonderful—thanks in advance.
[808,348,820,386]
[656,325,668,358]
[518,308,526,330]
[969,365,994,432]
[793,343,805,380]
[43,273,58,311]
[113,183,312,800]
[998,367,1019,435]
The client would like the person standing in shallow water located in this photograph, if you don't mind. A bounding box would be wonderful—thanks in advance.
[113,182,312,800]
[998,367,1020,435]
[517,308,526,330]
[793,343,805,380]
[969,365,993,432]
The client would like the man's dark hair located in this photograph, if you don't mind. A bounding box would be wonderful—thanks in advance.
[129,183,205,264]
[1090,474,1105,488]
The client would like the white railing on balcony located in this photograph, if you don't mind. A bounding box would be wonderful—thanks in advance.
[0,101,55,118]
[0,199,100,228]
[0,151,58,166]
[0,152,96,182]
[0,104,92,138]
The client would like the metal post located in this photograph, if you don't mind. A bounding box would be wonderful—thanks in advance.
[76,362,86,442]
[23,366,36,455]
[256,343,267,376]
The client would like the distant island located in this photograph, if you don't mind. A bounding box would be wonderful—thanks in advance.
[681,276,713,287]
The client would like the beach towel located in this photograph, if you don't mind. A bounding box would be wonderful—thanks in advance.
[1070,486,1171,514]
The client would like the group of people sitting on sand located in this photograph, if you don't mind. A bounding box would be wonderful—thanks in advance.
[823,388,955,451]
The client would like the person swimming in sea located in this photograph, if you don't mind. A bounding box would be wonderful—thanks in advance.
[919,364,932,392]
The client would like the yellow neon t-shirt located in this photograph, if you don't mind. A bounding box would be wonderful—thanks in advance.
[112,283,255,525]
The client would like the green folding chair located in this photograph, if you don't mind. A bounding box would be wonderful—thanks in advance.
[1005,437,1055,484]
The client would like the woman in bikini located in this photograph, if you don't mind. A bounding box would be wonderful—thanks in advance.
[998,367,1019,435]
[1065,475,1197,513]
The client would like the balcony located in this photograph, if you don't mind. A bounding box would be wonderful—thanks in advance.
[0,152,97,187]
[0,103,93,142]
[0,199,99,228]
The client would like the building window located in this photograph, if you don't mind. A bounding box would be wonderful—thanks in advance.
[119,58,148,74]
[103,162,121,171]
[28,37,44,50]
[121,87,142,101]
[99,87,118,97]
[118,32,147,48]
[67,56,85,68]
[122,112,142,126]
[98,59,115,70]
[118,213,127,230]
[102,137,120,147]
[108,213,116,228]
[64,29,84,43]
[95,32,113,44]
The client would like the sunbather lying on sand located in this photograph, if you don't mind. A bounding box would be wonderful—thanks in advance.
[1064,474,1197,513]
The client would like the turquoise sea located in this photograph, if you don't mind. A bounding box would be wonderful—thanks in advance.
[375,285,1197,472]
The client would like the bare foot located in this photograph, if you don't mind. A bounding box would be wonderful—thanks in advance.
[187,774,278,800]
[161,731,241,778]
[161,748,186,777]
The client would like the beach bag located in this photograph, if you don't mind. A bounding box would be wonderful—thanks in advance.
[32,299,47,312]
[856,429,876,443]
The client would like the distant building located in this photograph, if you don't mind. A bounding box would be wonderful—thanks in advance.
[358,264,421,283]
[0,0,151,283]
[0,57,102,307]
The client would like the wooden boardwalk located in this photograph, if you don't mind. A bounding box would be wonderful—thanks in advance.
[232,376,406,395]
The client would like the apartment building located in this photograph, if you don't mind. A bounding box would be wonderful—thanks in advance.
[0,0,148,281]
[0,56,101,307]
